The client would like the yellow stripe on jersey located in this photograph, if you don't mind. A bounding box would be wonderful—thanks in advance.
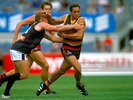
[63,14,69,25]
[71,17,82,25]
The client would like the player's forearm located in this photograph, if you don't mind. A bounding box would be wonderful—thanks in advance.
[49,31,55,36]
[47,15,64,25]
[66,35,82,40]
[51,36,63,43]
[12,23,22,43]
[12,16,35,43]
[48,18,56,25]
[44,32,63,43]
[56,25,75,32]
[48,17,60,25]
[58,32,83,40]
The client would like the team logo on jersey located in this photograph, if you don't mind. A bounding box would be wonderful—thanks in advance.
[66,50,72,55]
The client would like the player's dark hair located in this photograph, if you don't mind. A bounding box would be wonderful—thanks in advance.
[39,1,53,9]
[69,3,80,12]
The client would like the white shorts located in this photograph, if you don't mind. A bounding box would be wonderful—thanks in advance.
[10,50,28,61]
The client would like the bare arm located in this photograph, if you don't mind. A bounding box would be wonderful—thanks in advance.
[44,31,63,43]
[12,15,35,43]
[58,18,86,40]
[48,31,55,35]
[38,22,83,32]
[47,14,66,25]
[58,30,84,40]
[48,31,59,48]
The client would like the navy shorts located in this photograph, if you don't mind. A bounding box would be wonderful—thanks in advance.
[61,44,81,59]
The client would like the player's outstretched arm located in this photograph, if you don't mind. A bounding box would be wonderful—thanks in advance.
[12,15,35,44]
[47,14,66,25]
[58,18,86,40]
[40,22,83,32]
[44,31,63,43]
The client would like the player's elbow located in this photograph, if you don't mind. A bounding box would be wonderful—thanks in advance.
[16,22,23,27]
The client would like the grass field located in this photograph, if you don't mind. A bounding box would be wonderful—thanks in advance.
[0,75,133,100]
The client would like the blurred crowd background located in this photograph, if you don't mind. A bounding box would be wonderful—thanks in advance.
[0,0,126,14]
[1,0,133,72]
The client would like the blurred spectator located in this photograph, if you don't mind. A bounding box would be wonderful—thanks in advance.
[97,0,111,14]
[102,34,113,52]
[115,0,125,14]
[0,50,3,74]
[15,0,30,13]
[94,37,105,52]
[87,0,97,13]
[3,6,13,13]
[32,0,42,8]
[51,0,61,12]
[59,0,69,12]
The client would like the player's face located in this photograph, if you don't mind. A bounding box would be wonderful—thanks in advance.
[71,7,80,20]
[42,5,52,14]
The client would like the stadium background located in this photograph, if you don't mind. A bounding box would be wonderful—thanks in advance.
[0,0,133,100]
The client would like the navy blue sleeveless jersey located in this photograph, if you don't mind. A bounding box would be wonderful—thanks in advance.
[11,22,45,54]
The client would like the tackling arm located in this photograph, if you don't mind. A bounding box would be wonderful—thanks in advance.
[47,15,66,25]
[44,31,63,43]
[40,22,83,32]
[58,18,86,40]
[12,15,35,44]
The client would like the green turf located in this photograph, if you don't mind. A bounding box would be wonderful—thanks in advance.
[0,75,133,100]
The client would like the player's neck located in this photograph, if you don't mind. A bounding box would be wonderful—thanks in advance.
[70,17,77,24]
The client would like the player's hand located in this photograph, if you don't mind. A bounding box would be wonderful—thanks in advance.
[11,38,17,44]
[12,40,16,44]
[52,43,58,48]
[41,11,51,18]
[58,32,63,37]
[58,32,66,38]
[58,32,61,37]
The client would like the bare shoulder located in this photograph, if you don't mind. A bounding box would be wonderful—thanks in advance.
[77,17,86,27]
[77,17,85,23]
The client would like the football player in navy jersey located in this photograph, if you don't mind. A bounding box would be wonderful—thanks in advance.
[0,2,55,96]
[0,10,83,98]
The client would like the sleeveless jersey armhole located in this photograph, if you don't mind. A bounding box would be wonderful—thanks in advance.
[63,14,69,25]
